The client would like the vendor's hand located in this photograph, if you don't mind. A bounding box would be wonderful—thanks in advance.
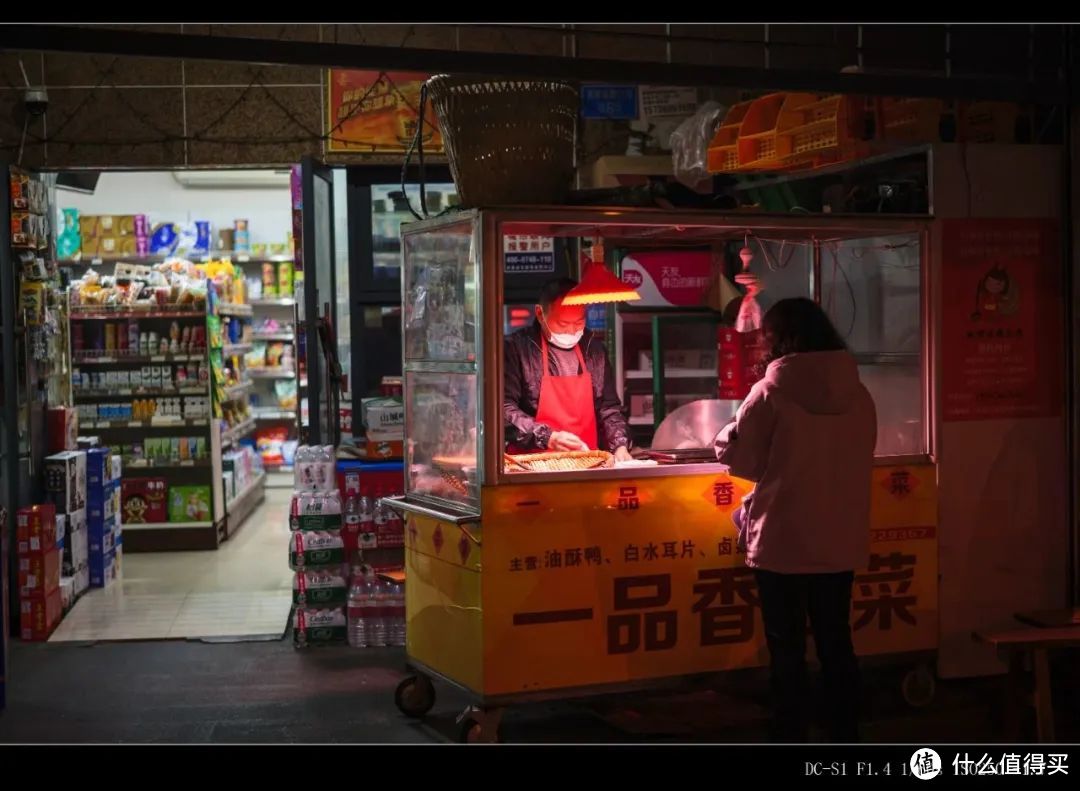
[549,431,588,452]
[614,446,633,462]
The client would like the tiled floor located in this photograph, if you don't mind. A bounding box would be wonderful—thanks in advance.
[51,487,293,642]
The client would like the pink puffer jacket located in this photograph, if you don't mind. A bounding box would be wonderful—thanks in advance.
[714,350,877,574]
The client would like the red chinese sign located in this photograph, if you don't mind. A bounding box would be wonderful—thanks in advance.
[941,219,1062,421]
[718,327,766,400]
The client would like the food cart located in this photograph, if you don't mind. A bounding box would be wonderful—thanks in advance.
[387,207,937,742]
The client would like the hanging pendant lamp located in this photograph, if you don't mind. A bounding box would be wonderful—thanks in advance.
[562,239,642,306]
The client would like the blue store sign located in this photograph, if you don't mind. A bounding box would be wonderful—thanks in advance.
[581,85,639,120]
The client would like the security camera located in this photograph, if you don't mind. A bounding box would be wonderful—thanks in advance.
[24,87,48,117]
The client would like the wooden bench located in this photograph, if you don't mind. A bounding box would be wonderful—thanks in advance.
[974,608,1080,742]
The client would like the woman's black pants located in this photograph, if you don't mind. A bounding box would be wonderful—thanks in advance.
[753,569,861,743]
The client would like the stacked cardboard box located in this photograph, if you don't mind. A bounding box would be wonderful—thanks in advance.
[45,449,91,611]
[78,214,149,258]
[86,448,122,588]
[17,505,63,641]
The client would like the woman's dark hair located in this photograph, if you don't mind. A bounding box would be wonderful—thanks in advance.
[761,297,848,367]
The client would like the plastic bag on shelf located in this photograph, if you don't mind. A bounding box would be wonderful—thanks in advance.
[670,101,725,189]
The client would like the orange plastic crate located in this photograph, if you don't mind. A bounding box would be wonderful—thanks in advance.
[735,93,819,171]
[735,93,788,171]
[777,94,869,169]
[706,100,753,173]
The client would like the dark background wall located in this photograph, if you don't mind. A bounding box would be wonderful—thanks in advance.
[0,23,1065,170]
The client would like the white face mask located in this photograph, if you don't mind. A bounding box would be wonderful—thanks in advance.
[548,329,583,350]
[540,311,583,350]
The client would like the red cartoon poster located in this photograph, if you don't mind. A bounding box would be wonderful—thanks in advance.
[941,219,1062,421]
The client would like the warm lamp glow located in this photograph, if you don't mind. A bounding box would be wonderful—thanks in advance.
[562,263,642,306]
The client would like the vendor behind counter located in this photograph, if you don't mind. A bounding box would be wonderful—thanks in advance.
[503,278,632,462]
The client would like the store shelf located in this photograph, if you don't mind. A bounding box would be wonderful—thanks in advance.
[223,381,254,400]
[625,368,718,380]
[250,297,297,307]
[61,251,292,266]
[218,303,253,318]
[251,333,295,342]
[226,471,267,513]
[253,408,297,421]
[122,521,214,531]
[73,352,205,365]
[222,342,253,356]
[123,458,213,470]
[74,386,206,400]
[248,367,296,379]
[221,417,257,447]
[87,417,210,430]
[70,307,206,319]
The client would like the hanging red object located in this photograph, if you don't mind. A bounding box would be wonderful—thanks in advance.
[562,239,642,306]
[734,237,763,333]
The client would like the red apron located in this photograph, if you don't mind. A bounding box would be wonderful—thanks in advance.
[531,336,599,451]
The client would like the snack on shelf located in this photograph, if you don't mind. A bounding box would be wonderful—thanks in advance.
[247,342,268,369]
[167,485,211,522]
[266,342,286,368]
[275,380,298,410]
[261,262,278,298]
[256,427,289,466]
[70,259,209,311]
[150,223,180,255]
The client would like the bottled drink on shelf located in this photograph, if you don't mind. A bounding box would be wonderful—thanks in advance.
[321,445,337,492]
[368,577,388,647]
[294,445,313,491]
[346,576,370,648]
[343,493,360,560]
[389,581,407,647]
[372,488,387,550]
[358,488,375,550]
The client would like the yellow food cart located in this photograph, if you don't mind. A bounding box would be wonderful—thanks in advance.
[387,207,937,742]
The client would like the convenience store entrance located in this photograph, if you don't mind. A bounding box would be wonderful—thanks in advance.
[48,167,301,640]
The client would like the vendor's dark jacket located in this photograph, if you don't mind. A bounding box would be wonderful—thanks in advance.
[504,322,630,452]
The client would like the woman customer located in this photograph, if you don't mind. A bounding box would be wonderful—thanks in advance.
[714,297,877,743]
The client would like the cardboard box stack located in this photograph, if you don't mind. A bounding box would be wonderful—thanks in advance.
[355,394,404,460]
[77,213,149,259]
[17,504,63,641]
[43,448,90,616]
[86,447,122,588]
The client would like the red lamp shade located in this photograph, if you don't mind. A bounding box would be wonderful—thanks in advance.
[562,263,642,306]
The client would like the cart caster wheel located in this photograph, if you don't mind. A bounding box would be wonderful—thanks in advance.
[902,664,936,708]
[395,675,436,718]
[458,716,501,744]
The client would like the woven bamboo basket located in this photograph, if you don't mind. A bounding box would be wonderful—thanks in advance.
[426,75,579,207]
[504,450,613,472]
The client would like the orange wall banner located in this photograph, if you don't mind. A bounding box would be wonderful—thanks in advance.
[326,70,443,154]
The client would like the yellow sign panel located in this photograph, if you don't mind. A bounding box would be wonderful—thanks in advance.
[405,466,938,699]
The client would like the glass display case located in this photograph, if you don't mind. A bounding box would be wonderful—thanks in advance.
[401,215,482,514]
[398,208,931,521]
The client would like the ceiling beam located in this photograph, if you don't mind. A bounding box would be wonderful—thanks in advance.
[0,24,1069,104]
